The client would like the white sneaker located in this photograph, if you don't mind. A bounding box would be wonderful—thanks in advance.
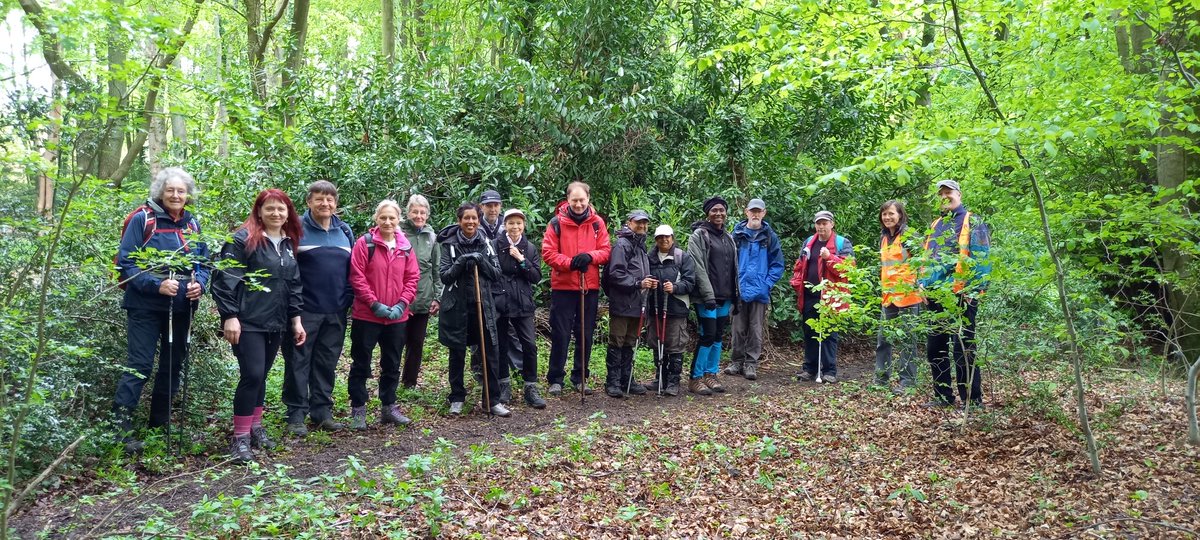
[449,402,463,415]
[490,403,511,417]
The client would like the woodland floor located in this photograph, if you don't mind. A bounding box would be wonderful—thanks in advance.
[11,343,1200,539]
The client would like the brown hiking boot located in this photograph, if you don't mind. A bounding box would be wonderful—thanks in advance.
[704,373,726,393]
[689,378,712,396]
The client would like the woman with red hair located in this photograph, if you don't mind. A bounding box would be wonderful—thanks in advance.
[212,189,307,464]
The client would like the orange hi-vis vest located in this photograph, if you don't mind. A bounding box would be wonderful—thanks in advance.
[925,212,972,294]
[880,233,923,307]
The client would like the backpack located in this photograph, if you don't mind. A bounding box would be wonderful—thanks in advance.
[115,204,198,290]
[362,233,411,263]
[805,234,846,258]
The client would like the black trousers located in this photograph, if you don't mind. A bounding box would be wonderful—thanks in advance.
[547,289,599,386]
[926,297,982,405]
[114,307,192,427]
[447,306,502,406]
[400,312,431,388]
[348,319,406,407]
[232,331,283,416]
[497,315,538,381]
[281,310,346,422]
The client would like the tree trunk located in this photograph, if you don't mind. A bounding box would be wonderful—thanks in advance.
[36,78,61,216]
[98,0,130,179]
[281,0,309,127]
[383,0,395,66]
[1188,354,1199,444]
[214,13,230,158]
[1157,11,1200,362]
[915,0,937,108]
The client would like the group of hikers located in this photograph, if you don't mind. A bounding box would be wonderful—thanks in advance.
[113,168,991,464]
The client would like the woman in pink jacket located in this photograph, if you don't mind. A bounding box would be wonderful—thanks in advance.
[348,199,420,430]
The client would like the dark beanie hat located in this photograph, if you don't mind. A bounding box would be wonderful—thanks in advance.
[702,196,728,214]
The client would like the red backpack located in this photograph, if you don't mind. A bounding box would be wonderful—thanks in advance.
[115,204,198,290]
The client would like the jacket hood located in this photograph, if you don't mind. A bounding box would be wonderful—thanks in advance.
[616,225,647,244]
[368,226,412,250]
[691,220,726,235]
[402,219,436,236]
[147,198,191,221]
[436,223,487,247]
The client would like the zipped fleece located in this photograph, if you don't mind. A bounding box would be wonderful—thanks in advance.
[349,227,420,324]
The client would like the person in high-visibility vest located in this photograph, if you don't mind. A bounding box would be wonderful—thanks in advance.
[918,180,992,409]
[875,200,922,394]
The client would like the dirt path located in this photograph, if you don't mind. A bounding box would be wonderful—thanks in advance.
[14,344,871,538]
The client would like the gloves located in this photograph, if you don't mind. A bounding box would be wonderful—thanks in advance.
[458,252,480,267]
[390,301,409,320]
[570,253,592,272]
[371,301,391,319]
[704,300,718,312]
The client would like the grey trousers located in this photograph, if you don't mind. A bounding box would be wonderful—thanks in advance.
[730,301,768,367]
[875,303,920,388]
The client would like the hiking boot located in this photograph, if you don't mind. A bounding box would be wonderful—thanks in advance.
[689,378,712,396]
[548,383,563,396]
[724,362,744,376]
[573,384,594,396]
[796,371,815,382]
[743,364,758,381]
[381,404,412,426]
[250,426,276,452]
[449,402,464,415]
[892,386,907,396]
[350,406,368,430]
[229,434,253,464]
[314,418,345,432]
[489,403,512,417]
[498,378,512,405]
[822,375,838,384]
[704,373,726,393]
[114,408,144,454]
[645,378,661,392]
[286,421,309,437]
[664,382,680,396]
[627,380,647,396]
[524,383,547,409]
[606,384,624,398]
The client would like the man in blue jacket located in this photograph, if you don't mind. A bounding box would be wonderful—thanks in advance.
[282,180,355,435]
[726,198,785,380]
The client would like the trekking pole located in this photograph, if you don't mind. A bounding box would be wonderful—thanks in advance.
[166,271,176,456]
[657,284,667,397]
[626,287,649,396]
[579,271,587,405]
[472,263,493,417]
[178,274,197,453]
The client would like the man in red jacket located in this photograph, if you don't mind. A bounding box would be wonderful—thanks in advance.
[542,182,612,396]
[789,210,854,383]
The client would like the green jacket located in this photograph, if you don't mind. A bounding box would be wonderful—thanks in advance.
[402,221,444,314]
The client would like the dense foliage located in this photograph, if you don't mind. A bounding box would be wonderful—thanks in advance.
[3,0,1200,534]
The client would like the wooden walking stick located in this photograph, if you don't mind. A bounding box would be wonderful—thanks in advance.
[473,263,493,417]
